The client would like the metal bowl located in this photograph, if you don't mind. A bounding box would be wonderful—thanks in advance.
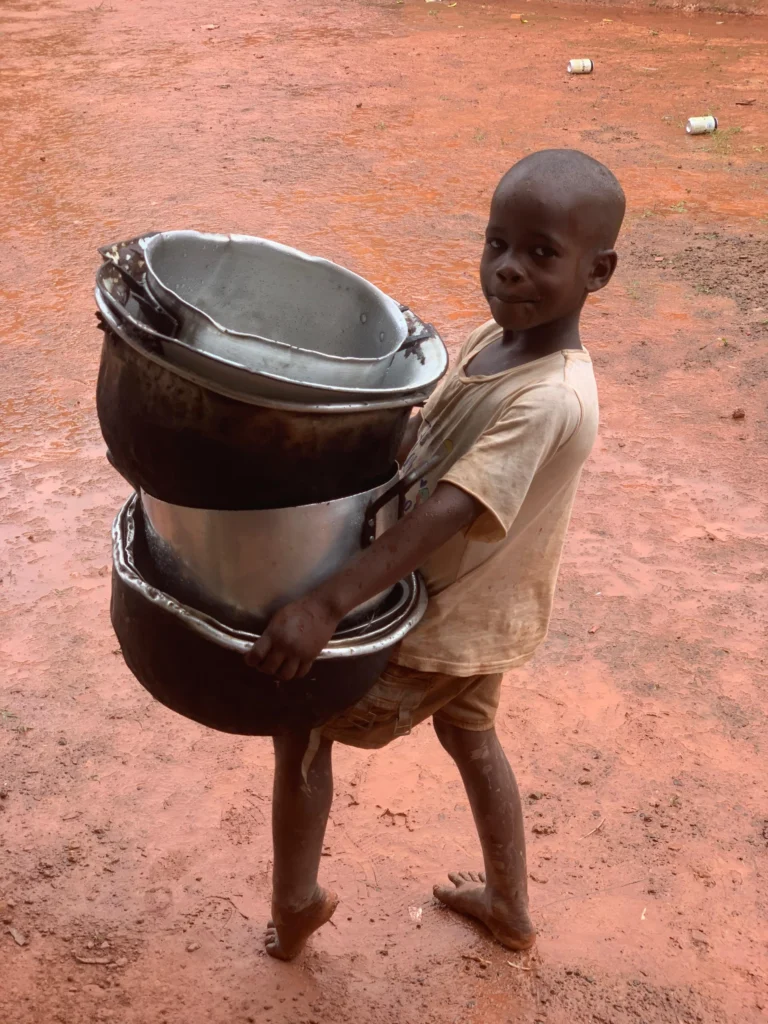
[111,495,428,735]
[142,231,408,376]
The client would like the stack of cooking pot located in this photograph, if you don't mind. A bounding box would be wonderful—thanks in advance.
[96,231,448,736]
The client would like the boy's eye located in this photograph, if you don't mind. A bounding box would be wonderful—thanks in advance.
[532,245,557,258]
[486,238,505,251]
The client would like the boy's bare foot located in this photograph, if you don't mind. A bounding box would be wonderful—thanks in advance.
[434,871,536,951]
[265,886,339,961]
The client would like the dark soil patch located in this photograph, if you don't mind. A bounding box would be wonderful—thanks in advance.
[623,223,768,316]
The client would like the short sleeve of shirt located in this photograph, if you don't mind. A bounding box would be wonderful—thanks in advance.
[441,383,583,543]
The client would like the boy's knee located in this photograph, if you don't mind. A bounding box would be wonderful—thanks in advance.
[434,717,496,759]
[434,717,469,758]
[273,731,332,770]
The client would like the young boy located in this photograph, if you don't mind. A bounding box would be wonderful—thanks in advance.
[246,148,626,961]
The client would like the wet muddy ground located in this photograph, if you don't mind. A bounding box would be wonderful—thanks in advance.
[1,0,767,1021]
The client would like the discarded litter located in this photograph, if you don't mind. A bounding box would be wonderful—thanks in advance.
[567,59,593,75]
[686,115,717,135]
[7,927,27,947]
[507,960,533,971]
[408,906,423,922]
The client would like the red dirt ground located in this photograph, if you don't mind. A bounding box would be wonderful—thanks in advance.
[1,0,767,1021]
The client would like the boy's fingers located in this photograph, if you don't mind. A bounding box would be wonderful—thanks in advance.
[259,648,287,677]
[245,635,271,667]
[278,657,301,682]
[296,659,315,680]
[247,638,288,676]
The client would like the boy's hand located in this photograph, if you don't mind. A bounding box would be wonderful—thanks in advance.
[245,595,340,681]
[243,482,480,683]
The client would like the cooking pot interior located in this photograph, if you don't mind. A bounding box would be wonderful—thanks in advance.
[144,232,407,360]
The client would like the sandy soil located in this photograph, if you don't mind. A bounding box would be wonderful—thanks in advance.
[1,0,767,1021]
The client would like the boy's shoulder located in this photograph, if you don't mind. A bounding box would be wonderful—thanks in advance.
[460,320,596,394]
[458,319,502,360]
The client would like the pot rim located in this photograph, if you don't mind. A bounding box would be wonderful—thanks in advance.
[96,287,435,414]
[114,494,427,659]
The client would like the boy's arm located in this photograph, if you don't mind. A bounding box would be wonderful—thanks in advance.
[245,481,480,680]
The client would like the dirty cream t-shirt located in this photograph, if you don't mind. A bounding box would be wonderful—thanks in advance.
[393,319,599,675]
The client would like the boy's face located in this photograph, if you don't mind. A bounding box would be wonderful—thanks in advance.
[479,177,615,332]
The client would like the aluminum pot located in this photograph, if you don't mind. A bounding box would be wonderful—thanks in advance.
[140,464,418,630]
[142,231,410,389]
[96,256,447,404]
[111,495,427,736]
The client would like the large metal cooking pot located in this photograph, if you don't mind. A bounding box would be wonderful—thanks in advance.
[96,257,447,404]
[95,234,445,509]
[111,495,427,735]
[140,463,425,630]
[96,311,415,508]
[142,231,410,389]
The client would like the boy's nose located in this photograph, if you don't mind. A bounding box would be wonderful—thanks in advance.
[496,257,524,282]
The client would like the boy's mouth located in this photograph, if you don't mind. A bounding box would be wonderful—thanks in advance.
[489,294,538,305]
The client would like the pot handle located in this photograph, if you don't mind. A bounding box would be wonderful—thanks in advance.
[361,454,442,547]
[98,262,179,337]
[393,305,435,366]
[98,231,159,263]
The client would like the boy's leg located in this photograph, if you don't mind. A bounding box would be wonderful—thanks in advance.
[432,720,535,950]
[266,731,339,961]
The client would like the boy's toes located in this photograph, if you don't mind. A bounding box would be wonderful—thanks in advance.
[264,924,286,959]
[448,871,478,887]
[434,880,462,905]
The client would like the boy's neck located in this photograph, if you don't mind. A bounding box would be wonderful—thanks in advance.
[500,310,583,360]
[465,309,585,378]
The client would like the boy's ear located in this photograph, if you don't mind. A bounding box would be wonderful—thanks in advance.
[586,250,618,294]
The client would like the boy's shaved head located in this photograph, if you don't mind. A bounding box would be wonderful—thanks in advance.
[496,149,626,250]
[480,149,625,332]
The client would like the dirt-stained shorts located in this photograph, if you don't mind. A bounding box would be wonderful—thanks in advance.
[319,660,503,749]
